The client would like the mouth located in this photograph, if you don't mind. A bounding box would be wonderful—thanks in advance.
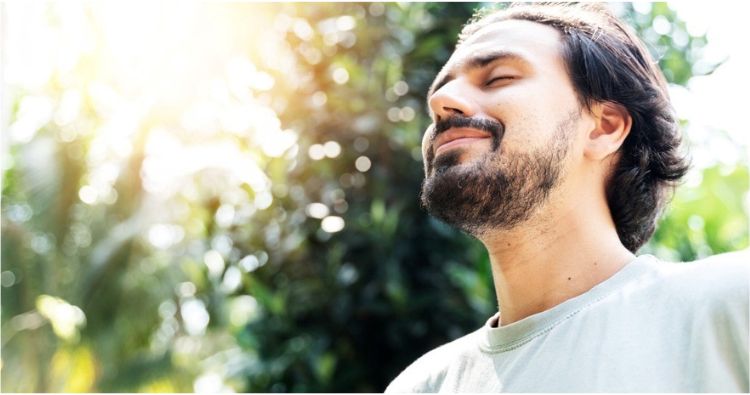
[434,128,493,156]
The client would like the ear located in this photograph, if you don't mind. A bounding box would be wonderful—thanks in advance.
[584,101,632,161]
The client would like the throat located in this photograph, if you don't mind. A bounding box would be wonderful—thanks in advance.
[484,224,635,326]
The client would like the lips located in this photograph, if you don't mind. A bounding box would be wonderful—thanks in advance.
[434,128,492,155]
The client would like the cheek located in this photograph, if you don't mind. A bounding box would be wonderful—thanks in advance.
[488,90,534,136]
[488,78,577,140]
[491,94,563,148]
[495,108,541,149]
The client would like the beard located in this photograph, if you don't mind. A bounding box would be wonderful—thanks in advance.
[420,112,577,237]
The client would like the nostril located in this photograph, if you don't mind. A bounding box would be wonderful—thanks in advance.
[445,106,464,115]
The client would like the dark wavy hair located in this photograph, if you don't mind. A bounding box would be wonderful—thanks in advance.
[457,3,690,252]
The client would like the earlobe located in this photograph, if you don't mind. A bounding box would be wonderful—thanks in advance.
[584,102,632,161]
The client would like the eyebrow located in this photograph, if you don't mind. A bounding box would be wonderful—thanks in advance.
[427,49,529,99]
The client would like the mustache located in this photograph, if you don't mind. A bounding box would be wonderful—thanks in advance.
[433,115,504,140]
[426,115,504,171]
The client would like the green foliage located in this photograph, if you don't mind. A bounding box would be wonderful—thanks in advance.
[619,2,717,84]
[1,2,746,393]
[647,163,749,260]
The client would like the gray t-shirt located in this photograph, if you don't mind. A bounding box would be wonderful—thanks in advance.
[386,253,749,392]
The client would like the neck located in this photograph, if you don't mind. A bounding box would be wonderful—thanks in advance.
[478,190,634,326]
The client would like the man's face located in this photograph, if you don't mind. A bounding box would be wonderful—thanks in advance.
[420,19,588,236]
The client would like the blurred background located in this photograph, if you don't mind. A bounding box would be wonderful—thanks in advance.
[1,2,747,392]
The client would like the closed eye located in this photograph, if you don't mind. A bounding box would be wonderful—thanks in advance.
[485,76,515,87]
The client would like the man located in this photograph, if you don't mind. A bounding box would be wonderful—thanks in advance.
[386,3,748,392]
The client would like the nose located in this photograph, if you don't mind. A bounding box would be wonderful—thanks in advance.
[428,79,477,121]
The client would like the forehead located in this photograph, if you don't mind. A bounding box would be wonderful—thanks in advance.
[432,19,566,90]
[458,18,563,57]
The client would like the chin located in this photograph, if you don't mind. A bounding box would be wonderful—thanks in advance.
[420,143,560,237]
[432,147,487,175]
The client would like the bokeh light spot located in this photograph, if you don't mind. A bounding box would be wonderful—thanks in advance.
[323,141,342,158]
[292,19,314,41]
[181,298,210,336]
[308,144,326,160]
[239,254,262,272]
[220,266,243,293]
[311,91,327,107]
[1,271,17,287]
[336,15,356,31]
[260,129,298,157]
[36,295,86,341]
[148,224,185,249]
[368,2,385,16]
[400,106,415,122]
[355,156,371,172]
[215,205,236,228]
[652,15,672,35]
[178,282,197,298]
[229,295,259,327]
[78,185,98,205]
[254,191,274,210]
[393,81,409,96]
[321,216,345,233]
[387,107,401,122]
[306,202,330,219]
[332,67,349,84]
[353,137,369,152]
[6,203,33,223]
[203,250,225,278]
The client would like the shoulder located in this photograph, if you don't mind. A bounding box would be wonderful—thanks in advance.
[639,251,749,315]
[655,251,748,296]
[661,252,749,368]
[686,251,749,307]
[677,250,748,277]
[385,328,482,393]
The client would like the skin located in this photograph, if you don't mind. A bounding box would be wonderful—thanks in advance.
[423,19,636,326]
